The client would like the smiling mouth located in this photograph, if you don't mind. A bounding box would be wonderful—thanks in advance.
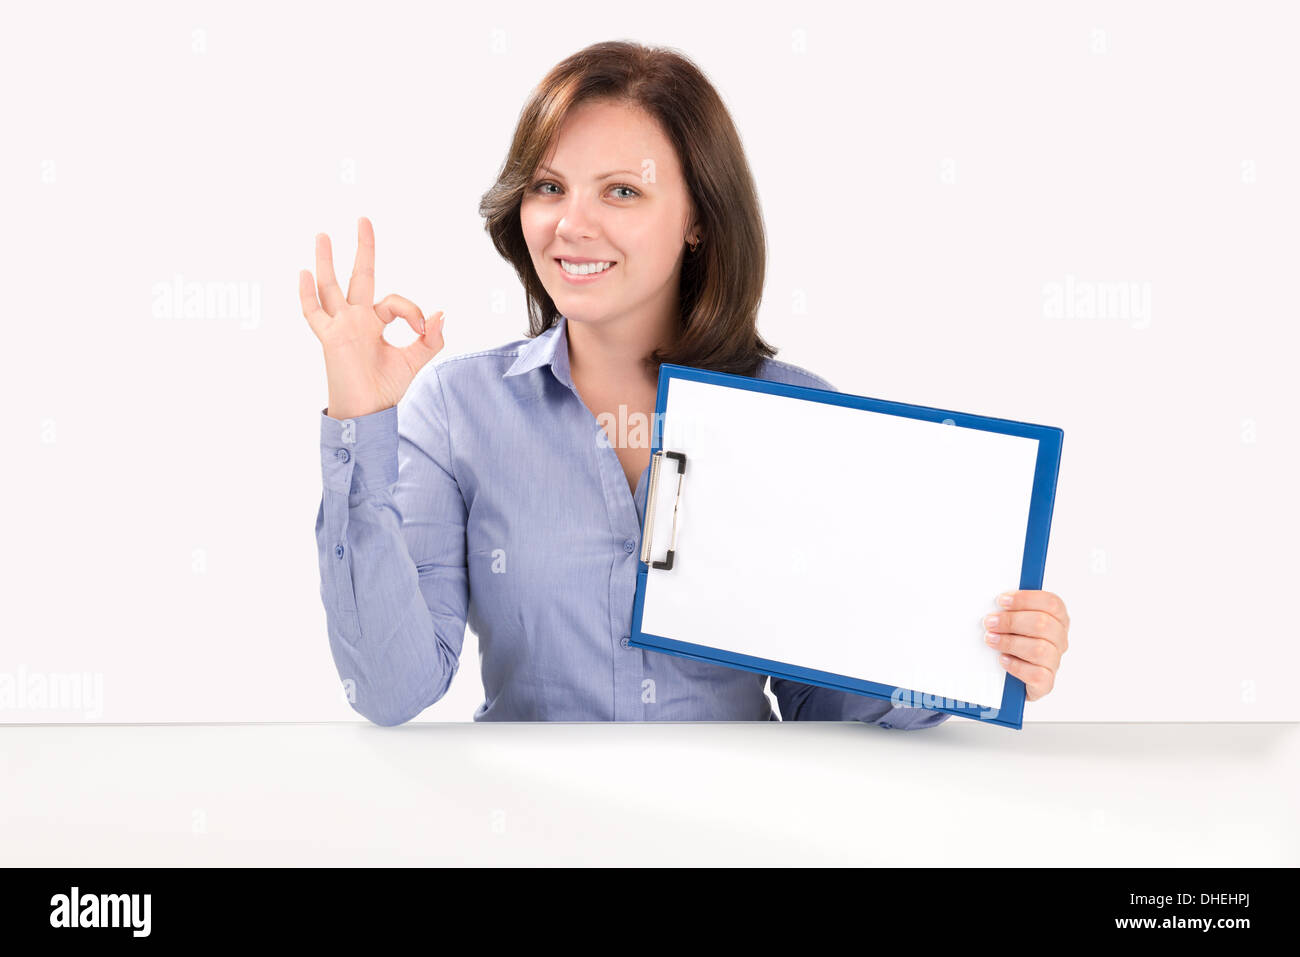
[556,258,617,276]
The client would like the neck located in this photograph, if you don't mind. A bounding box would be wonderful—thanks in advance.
[566,307,678,394]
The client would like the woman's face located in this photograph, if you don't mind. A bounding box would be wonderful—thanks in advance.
[520,98,698,331]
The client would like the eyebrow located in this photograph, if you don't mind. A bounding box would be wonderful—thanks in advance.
[537,165,641,181]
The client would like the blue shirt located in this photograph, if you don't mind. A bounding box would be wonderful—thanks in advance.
[316,314,949,730]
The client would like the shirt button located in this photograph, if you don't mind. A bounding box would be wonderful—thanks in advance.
[335,544,345,559]
[623,538,636,553]
[620,636,630,649]
[335,448,351,463]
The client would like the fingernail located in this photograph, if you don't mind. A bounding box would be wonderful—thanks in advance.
[997,593,1014,608]
[983,614,999,628]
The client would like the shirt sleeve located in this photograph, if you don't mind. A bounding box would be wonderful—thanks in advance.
[770,678,951,729]
[315,362,469,726]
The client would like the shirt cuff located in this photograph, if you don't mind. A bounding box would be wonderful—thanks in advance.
[320,405,399,495]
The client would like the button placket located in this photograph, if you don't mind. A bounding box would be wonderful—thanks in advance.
[559,357,651,719]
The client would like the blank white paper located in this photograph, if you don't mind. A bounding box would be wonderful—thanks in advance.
[640,377,1041,710]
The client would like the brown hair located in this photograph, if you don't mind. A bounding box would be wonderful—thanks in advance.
[478,40,777,378]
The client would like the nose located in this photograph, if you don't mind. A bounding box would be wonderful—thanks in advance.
[555,192,602,241]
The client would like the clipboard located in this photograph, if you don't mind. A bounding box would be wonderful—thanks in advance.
[629,362,1064,730]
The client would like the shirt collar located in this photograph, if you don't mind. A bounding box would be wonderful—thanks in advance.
[502,314,574,390]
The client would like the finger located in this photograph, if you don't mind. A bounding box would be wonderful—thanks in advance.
[998,653,1055,701]
[983,630,1061,671]
[401,311,445,370]
[298,270,330,337]
[374,293,428,338]
[996,590,1070,632]
[315,233,346,314]
[347,216,376,306]
[983,608,1067,653]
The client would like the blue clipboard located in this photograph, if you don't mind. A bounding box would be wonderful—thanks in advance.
[629,362,1064,730]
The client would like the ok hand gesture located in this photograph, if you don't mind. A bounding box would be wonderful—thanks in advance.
[300,216,445,419]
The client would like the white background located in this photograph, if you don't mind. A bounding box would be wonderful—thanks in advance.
[2,1,1296,722]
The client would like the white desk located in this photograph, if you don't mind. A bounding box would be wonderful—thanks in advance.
[2,722,1295,866]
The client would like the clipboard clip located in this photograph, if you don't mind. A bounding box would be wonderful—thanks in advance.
[640,450,687,570]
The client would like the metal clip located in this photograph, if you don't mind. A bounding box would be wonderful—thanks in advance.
[639,450,687,570]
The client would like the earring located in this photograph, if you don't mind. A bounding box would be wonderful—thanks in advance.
[688,237,700,252]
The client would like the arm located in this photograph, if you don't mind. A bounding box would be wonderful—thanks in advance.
[771,678,950,729]
[315,362,469,726]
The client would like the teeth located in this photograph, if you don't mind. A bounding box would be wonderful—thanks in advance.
[560,259,614,275]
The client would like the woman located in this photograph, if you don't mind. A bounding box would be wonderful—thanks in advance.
[300,41,1069,727]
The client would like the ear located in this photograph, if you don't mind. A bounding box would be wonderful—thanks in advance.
[684,207,704,246]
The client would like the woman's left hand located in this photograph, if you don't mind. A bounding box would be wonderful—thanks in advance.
[983,590,1070,701]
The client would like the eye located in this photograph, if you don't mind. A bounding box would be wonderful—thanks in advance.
[529,181,640,199]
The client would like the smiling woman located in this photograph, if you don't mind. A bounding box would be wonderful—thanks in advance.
[478,41,777,380]
[303,40,980,728]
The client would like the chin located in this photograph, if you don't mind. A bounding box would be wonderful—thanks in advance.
[553,306,604,325]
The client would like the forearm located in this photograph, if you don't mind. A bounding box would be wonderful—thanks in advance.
[773,678,952,729]
[316,405,465,726]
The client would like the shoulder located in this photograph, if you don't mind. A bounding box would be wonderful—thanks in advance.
[434,338,531,375]
[400,334,536,425]
[409,334,532,389]
[754,356,837,392]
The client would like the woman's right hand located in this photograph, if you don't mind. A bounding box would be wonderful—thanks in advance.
[300,216,445,420]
